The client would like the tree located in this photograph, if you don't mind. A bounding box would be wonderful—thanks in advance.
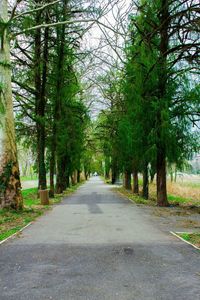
[123,0,200,205]
[0,0,22,209]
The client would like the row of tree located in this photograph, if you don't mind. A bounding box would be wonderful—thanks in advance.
[97,0,200,206]
[0,0,199,209]
[0,0,102,209]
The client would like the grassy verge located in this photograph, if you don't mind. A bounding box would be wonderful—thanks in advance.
[0,182,83,242]
[20,175,38,181]
[178,232,200,248]
[167,194,198,206]
[115,187,155,206]
[115,186,200,208]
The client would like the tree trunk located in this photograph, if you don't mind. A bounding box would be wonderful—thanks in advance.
[77,170,81,183]
[170,168,173,182]
[124,170,131,190]
[133,170,139,194]
[66,175,70,188]
[71,174,75,185]
[35,6,48,190]
[54,2,67,192]
[142,163,149,199]
[111,159,119,184]
[112,169,116,184]
[157,150,169,206]
[105,157,110,179]
[0,1,23,209]
[49,150,55,197]
[150,167,155,183]
[156,0,170,206]
[73,170,78,185]
[56,158,67,194]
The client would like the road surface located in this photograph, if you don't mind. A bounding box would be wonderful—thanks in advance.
[0,177,199,299]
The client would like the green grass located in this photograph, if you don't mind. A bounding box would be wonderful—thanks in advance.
[179,232,200,248]
[0,182,84,242]
[22,188,40,206]
[167,194,191,205]
[20,175,38,181]
[115,187,155,206]
[0,208,44,241]
[0,227,22,241]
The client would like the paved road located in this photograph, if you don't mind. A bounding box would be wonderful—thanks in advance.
[0,177,199,300]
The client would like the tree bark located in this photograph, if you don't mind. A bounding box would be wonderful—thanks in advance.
[54,1,68,193]
[105,156,110,179]
[49,150,55,197]
[77,170,81,183]
[0,0,23,209]
[124,170,131,190]
[142,163,149,199]
[150,168,155,183]
[56,158,67,194]
[157,150,168,206]
[34,4,48,190]
[156,0,170,206]
[111,158,119,184]
[133,170,139,194]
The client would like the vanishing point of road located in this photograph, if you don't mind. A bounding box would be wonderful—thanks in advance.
[0,177,199,299]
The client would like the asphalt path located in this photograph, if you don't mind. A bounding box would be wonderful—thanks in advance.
[0,177,199,299]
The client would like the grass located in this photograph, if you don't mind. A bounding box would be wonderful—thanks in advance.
[0,182,84,242]
[178,232,200,248]
[179,182,200,189]
[167,194,192,205]
[20,175,38,181]
[115,187,155,206]
[115,183,200,208]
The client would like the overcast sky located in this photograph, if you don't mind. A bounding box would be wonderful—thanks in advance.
[80,0,133,118]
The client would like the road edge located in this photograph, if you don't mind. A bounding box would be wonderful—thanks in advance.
[0,222,32,246]
[170,231,200,250]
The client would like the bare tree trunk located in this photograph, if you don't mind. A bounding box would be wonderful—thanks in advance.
[0,0,23,209]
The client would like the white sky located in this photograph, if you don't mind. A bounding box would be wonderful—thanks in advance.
[79,0,133,118]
